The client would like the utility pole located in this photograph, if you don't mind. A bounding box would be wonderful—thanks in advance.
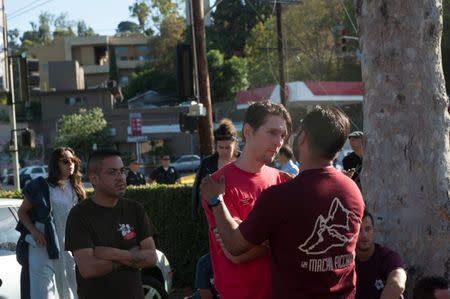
[8,53,21,191]
[276,2,287,107]
[192,0,214,156]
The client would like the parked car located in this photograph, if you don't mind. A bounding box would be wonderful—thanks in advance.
[170,155,201,173]
[0,199,22,298]
[4,166,49,188]
[19,166,48,187]
[0,198,172,299]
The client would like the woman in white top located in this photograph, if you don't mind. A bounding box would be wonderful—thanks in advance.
[18,147,86,299]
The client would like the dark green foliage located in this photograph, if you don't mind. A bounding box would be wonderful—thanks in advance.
[123,65,177,100]
[207,50,249,103]
[207,0,271,57]
[124,184,208,287]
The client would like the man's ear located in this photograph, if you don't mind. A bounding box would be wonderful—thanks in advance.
[243,123,253,142]
[89,173,98,185]
[298,131,307,146]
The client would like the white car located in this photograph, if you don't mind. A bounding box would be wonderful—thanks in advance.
[170,155,201,173]
[19,166,49,187]
[0,199,172,299]
[0,199,22,298]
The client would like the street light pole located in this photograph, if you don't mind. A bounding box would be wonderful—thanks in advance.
[276,2,287,107]
[8,53,21,191]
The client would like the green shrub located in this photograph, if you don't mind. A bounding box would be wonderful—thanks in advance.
[0,184,209,288]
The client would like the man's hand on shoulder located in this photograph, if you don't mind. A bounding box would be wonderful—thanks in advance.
[200,175,225,200]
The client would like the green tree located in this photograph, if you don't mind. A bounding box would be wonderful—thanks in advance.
[243,0,361,88]
[116,21,141,34]
[208,50,249,103]
[124,3,185,100]
[56,108,113,160]
[76,21,96,37]
[129,0,151,32]
[207,0,272,57]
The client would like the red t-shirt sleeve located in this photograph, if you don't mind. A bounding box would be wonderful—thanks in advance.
[239,186,280,245]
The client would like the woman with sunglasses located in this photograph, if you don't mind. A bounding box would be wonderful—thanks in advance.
[18,147,86,299]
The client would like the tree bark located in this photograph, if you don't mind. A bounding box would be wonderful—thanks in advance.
[355,0,450,286]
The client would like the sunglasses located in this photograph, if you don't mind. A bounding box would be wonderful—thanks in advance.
[60,158,76,165]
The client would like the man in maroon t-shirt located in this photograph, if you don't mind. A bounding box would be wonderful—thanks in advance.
[355,211,406,299]
[202,106,364,299]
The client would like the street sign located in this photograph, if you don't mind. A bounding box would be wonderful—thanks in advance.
[129,112,142,136]
[127,135,148,142]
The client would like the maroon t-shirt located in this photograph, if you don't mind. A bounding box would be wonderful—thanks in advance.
[239,167,365,299]
[355,244,405,299]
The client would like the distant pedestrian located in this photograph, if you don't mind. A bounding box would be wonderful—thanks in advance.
[413,276,450,299]
[17,147,86,299]
[65,150,157,299]
[355,210,407,299]
[277,145,299,176]
[126,158,146,186]
[343,130,363,187]
[149,155,180,184]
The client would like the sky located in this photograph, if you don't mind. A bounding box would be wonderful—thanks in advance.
[5,0,144,36]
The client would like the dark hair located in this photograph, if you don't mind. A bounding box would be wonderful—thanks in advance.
[214,118,237,142]
[47,147,86,201]
[279,145,294,159]
[413,276,449,299]
[300,106,350,160]
[88,149,122,175]
[363,210,375,227]
[243,101,292,142]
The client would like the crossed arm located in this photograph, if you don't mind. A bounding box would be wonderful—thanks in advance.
[73,237,157,279]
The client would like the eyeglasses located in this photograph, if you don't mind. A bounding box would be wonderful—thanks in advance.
[60,158,76,165]
[161,157,170,161]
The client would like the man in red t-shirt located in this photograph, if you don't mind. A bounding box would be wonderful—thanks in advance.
[202,106,365,299]
[202,101,292,299]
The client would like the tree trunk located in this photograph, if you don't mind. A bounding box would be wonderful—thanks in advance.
[355,0,450,287]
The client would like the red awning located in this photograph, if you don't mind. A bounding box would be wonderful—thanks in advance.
[305,81,363,96]
[235,85,275,104]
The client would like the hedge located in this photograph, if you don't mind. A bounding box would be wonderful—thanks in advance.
[0,184,209,288]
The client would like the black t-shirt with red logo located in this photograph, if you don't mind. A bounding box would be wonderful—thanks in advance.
[65,198,156,299]
[239,167,365,299]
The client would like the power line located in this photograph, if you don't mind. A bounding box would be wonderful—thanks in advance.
[338,0,358,34]
[8,0,55,21]
[7,0,46,17]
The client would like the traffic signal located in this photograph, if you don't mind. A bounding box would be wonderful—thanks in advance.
[21,129,36,149]
[176,43,194,100]
[179,113,198,133]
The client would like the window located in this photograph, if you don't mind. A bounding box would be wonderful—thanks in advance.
[31,168,43,174]
[65,97,86,106]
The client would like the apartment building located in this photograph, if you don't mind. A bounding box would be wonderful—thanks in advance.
[28,33,151,90]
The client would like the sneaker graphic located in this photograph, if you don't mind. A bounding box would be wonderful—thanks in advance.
[298,197,360,255]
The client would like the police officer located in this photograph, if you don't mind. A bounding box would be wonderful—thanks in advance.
[126,158,146,186]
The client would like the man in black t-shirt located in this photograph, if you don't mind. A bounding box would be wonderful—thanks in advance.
[149,155,180,184]
[65,150,157,299]
[355,211,406,299]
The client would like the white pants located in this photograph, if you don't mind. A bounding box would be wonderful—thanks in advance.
[28,222,59,299]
